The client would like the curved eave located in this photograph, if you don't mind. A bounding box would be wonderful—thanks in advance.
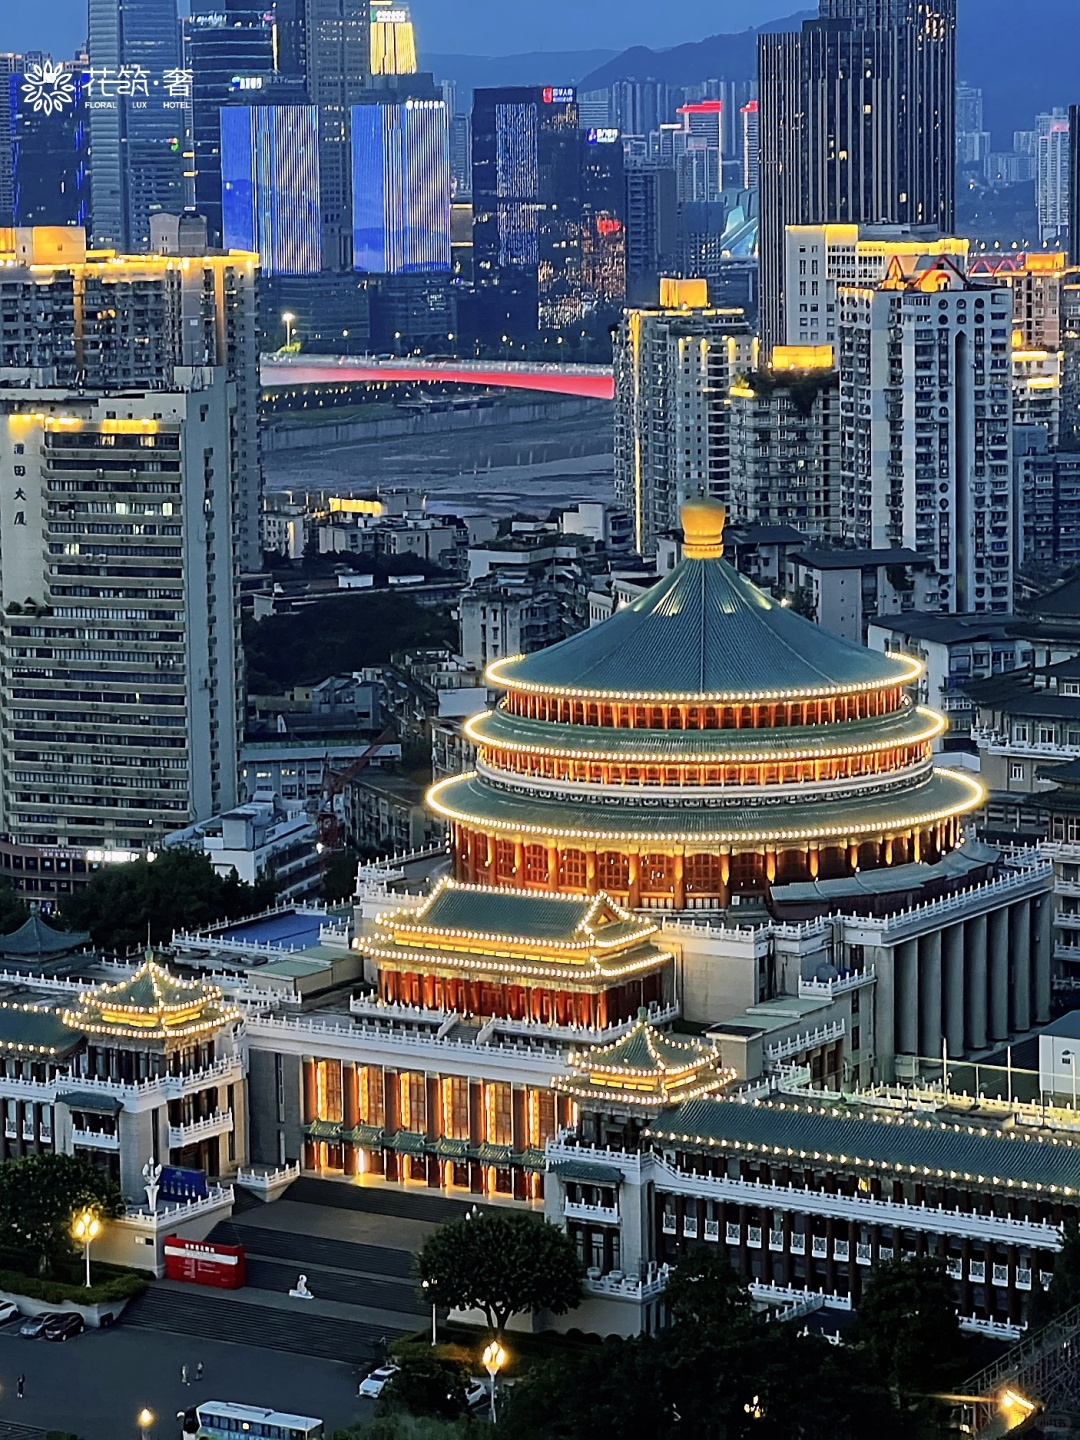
[486,648,922,704]
[466,702,945,764]
[428,768,986,846]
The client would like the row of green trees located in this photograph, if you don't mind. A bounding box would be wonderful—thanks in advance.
[342,1214,1006,1440]
[0,848,278,952]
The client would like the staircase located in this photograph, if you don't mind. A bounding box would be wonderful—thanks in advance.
[960,1299,1080,1435]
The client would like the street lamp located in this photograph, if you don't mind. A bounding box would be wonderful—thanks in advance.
[281,312,296,349]
[422,1277,437,1346]
[1063,1050,1077,1110]
[72,1209,101,1289]
[482,1341,507,1425]
[138,1408,154,1431]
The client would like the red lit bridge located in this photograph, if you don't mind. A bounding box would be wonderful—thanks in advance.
[260,355,615,401]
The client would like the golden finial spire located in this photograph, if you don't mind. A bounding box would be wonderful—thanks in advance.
[680,497,726,559]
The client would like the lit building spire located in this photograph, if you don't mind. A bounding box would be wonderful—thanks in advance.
[370,0,418,75]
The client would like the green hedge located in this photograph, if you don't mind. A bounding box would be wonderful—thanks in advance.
[0,1267,146,1306]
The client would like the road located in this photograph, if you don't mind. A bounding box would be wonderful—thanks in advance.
[0,1323,371,1439]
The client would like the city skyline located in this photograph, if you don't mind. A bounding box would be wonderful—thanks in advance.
[6,0,803,62]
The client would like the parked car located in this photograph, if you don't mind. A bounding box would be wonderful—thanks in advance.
[19,1314,49,1338]
[42,1312,83,1341]
[0,1301,19,1325]
[357,1364,399,1400]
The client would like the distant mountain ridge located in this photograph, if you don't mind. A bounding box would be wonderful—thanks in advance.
[420,49,619,97]
[576,12,814,91]
[430,1,1080,148]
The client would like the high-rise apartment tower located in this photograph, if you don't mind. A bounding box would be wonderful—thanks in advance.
[758,0,956,354]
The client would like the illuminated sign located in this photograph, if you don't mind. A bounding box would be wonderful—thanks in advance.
[587,127,619,144]
[230,75,264,91]
[374,8,409,19]
[542,87,575,105]
[596,216,622,237]
[21,62,77,116]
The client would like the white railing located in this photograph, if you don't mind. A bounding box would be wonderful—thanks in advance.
[564,1200,620,1225]
[767,1019,846,1064]
[960,1315,1026,1341]
[749,1281,851,1315]
[650,1157,1064,1250]
[547,1139,642,1180]
[584,1264,669,1301]
[117,1184,235,1229]
[874,861,1053,942]
[775,1063,813,1093]
[798,968,875,999]
[236,1162,300,1197]
[71,1127,118,1150]
[167,1109,233,1148]
[248,1010,571,1068]
[0,968,93,993]
[347,995,678,1046]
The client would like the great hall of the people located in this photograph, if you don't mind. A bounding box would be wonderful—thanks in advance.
[0,500,1076,1337]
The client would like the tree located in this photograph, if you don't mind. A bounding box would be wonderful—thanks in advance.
[847,1255,964,1399]
[663,1247,756,1337]
[497,1336,675,1440]
[0,881,29,937]
[417,1212,584,1334]
[377,1350,472,1422]
[1031,1217,1080,1326]
[61,848,276,951]
[0,1153,122,1275]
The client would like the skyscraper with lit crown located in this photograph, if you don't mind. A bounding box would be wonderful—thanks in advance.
[758,0,956,354]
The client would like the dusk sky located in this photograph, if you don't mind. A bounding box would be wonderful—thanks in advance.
[5,0,801,61]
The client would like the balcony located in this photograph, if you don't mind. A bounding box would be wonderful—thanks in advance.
[564,1200,619,1226]
[767,1019,846,1065]
[167,1109,233,1150]
[72,1126,119,1150]
[651,1158,1064,1251]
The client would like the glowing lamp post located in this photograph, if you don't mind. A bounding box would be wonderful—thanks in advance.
[422,1277,437,1346]
[72,1209,101,1289]
[482,1340,507,1424]
[138,1406,155,1440]
[281,312,296,349]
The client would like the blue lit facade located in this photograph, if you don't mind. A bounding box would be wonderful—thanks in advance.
[350,98,451,274]
[221,104,322,276]
[471,85,583,338]
[9,71,89,228]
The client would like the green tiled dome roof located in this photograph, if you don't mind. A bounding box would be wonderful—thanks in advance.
[489,547,916,702]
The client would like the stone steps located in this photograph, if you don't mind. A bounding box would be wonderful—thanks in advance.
[121,1285,396,1365]
[207,1220,414,1280]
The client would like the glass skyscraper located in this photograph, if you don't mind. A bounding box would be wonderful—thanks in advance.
[351,98,451,274]
[87,0,189,250]
[471,85,583,338]
[187,2,278,246]
[9,70,89,228]
[758,0,956,353]
[221,104,323,275]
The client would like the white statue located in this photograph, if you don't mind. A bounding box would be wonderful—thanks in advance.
[289,1273,314,1300]
[142,1156,163,1213]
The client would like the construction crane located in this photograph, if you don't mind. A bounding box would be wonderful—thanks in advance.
[317,728,396,851]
